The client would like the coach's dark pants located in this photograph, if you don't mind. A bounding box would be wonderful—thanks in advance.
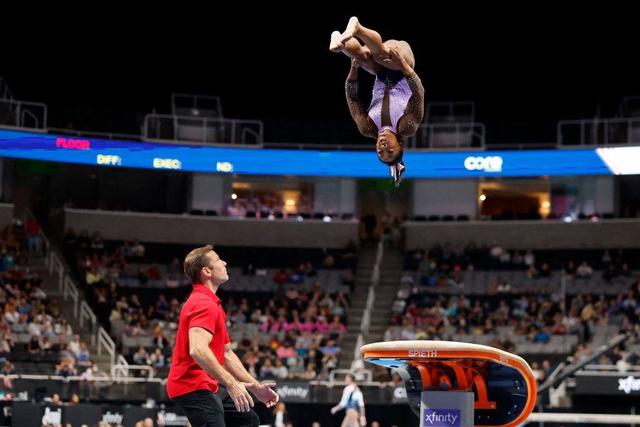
[172,386,260,427]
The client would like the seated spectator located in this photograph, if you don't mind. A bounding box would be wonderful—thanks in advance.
[273,358,289,379]
[39,336,53,353]
[576,261,593,278]
[86,266,103,286]
[1,361,16,375]
[524,250,535,267]
[69,335,81,356]
[150,348,165,369]
[77,343,91,367]
[131,240,146,258]
[289,264,305,284]
[260,358,276,380]
[564,260,577,278]
[133,346,150,365]
[55,359,77,377]
[300,362,317,380]
[304,261,317,277]
[27,335,42,353]
[68,393,81,405]
[322,254,335,269]
[320,339,340,356]
[273,269,289,286]
[531,327,550,344]
[243,263,256,276]
[49,393,63,406]
[276,341,296,360]
[539,263,551,278]
[287,356,306,379]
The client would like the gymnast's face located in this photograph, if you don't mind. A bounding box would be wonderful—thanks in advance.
[376,129,401,164]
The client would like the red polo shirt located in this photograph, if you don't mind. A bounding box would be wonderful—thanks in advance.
[167,284,230,398]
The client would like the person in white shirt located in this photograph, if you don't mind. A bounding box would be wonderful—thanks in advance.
[331,374,366,427]
[272,402,292,427]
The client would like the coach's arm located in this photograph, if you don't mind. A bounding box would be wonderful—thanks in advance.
[189,327,255,412]
[224,342,279,408]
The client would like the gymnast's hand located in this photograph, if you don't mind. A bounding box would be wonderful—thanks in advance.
[249,381,279,408]
[383,47,412,74]
[347,58,360,81]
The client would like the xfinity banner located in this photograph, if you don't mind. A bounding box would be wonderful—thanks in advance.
[11,402,186,427]
[1,129,634,179]
[275,382,311,402]
[575,373,640,396]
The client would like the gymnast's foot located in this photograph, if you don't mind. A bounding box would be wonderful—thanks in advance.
[339,16,360,45]
[330,31,343,52]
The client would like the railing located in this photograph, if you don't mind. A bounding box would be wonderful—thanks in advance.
[264,141,368,150]
[62,276,79,319]
[0,97,48,130]
[111,355,130,379]
[581,364,640,372]
[171,93,223,118]
[353,334,364,363]
[355,239,384,370]
[0,371,395,387]
[328,368,373,386]
[360,306,372,338]
[111,363,154,381]
[557,117,640,146]
[30,213,120,371]
[407,122,486,149]
[48,127,142,141]
[425,101,476,124]
[0,77,13,100]
[97,327,116,368]
[143,113,263,146]
[48,252,65,292]
[79,301,97,346]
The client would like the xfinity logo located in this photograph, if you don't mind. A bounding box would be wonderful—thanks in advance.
[464,156,503,172]
[41,407,62,425]
[157,410,190,426]
[618,376,640,394]
[276,385,310,400]
[423,409,461,427]
[101,411,124,424]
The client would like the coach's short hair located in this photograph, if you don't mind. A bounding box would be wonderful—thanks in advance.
[183,245,213,284]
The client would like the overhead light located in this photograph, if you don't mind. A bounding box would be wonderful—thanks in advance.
[231,193,237,200]
[479,194,487,202]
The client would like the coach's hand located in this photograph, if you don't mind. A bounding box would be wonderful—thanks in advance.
[249,381,279,408]
[228,381,254,412]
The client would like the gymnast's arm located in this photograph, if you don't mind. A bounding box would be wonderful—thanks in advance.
[345,58,377,138]
[393,50,425,139]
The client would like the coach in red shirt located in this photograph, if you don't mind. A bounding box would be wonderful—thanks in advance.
[168,245,278,426]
